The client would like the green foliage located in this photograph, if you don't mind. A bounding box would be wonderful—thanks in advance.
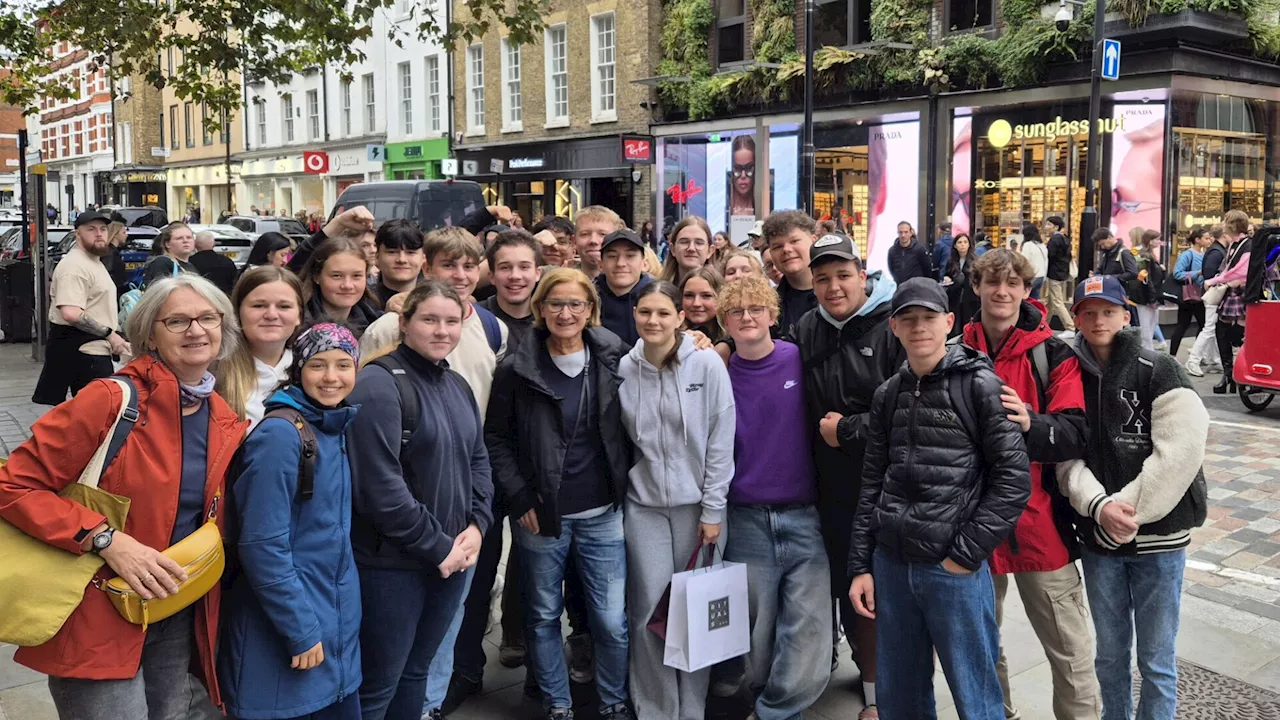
[658,0,717,116]
[752,0,795,61]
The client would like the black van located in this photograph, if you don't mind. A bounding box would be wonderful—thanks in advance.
[329,180,487,230]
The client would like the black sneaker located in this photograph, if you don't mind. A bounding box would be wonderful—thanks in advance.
[547,708,575,720]
[421,710,442,720]
[600,703,636,719]
[439,674,482,716]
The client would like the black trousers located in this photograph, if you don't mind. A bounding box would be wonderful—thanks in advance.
[1215,321,1245,372]
[1169,301,1206,357]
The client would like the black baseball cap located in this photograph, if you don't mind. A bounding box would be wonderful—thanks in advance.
[891,277,949,317]
[601,228,647,252]
[74,210,111,228]
[809,233,860,268]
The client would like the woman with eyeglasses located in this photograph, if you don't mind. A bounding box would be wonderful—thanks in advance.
[0,274,248,719]
[142,222,199,288]
[485,268,634,720]
[730,135,756,217]
[661,216,715,286]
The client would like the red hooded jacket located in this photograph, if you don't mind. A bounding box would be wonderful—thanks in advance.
[963,300,1089,574]
[0,356,247,706]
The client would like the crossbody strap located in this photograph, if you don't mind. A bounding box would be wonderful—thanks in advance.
[79,377,139,490]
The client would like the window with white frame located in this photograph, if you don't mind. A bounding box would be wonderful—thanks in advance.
[363,73,376,133]
[426,55,441,134]
[255,98,267,146]
[398,62,413,135]
[590,13,616,120]
[341,79,352,136]
[501,39,522,130]
[545,25,568,124]
[466,45,485,133]
[283,95,295,142]
[121,122,133,164]
[307,90,320,140]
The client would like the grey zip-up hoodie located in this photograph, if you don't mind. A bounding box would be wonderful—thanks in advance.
[619,333,737,524]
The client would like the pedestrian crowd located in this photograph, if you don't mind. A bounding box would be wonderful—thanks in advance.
[1,200,1218,720]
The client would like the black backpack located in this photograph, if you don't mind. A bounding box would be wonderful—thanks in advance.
[369,355,420,464]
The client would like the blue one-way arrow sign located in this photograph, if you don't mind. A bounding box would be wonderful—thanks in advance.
[1101,39,1121,80]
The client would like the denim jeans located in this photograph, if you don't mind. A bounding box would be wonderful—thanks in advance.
[452,509,508,685]
[357,566,469,720]
[725,504,831,720]
[873,549,1003,720]
[515,507,628,713]
[422,567,474,713]
[1081,548,1185,720]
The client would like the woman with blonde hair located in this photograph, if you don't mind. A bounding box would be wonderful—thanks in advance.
[661,216,714,286]
[215,266,305,428]
[719,247,764,283]
[485,267,634,720]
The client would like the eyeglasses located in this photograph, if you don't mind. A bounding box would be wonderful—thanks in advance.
[675,237,710,248]
[543,299,591,315]
[732,164,755,179]
[727,306,769,321]
[155,313,223,334]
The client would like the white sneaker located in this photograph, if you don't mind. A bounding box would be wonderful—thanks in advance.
[1186,361,1204,378]
[1155,341,1170,352]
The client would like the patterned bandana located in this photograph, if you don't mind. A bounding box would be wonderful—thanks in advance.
[294,323,361,366]
[152,352,217,408]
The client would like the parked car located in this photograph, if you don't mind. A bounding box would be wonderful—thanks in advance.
[188,223,253,267]
[102,205,169,228]
[329,180,486,231]
[2,225,72,260]
[225,215,310,246]
[52,226,157,287]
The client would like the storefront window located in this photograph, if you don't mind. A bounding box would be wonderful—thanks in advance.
[246,179,274,214]
[1171,93,1278,234]
[298,177,324,216]
[511,181,547,225]
[815,119,918,270]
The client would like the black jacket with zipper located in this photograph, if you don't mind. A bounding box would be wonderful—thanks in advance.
[1097,243,1139,283]
[485,326,633,539]
[794,295,905,590]
[847,344,1031,576]
[1201,240,1227,281]
[1047,231,1072,281]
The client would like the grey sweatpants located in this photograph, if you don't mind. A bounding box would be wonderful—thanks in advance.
[625,502,723,720]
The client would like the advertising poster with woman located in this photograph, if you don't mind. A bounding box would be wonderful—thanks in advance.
[951,116,973,240]
[866,121,921,273]
[1109,104,1166,247]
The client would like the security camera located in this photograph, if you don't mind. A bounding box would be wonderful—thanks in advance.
[1055,3,1073,31]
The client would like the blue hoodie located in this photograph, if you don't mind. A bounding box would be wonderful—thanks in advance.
[218,386,362,720]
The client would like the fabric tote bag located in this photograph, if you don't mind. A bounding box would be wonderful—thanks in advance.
[0,378,137,646]
[662,544,750,673]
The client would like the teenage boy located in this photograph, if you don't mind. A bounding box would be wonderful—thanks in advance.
[1057,276,1208,720]
[532,216,576,268]
[480,229,544,352]
[720,275,831,720]
[1042,216,1075,332]
[595,228,654,346]
[886,222,931,283]
[848,277,1030,720]
[960,249,1099,720]
[372,218,427,306]
[762,210,819,337]
[1093,228,1138,282]
[572,205,625,280]
[795,234,903,716]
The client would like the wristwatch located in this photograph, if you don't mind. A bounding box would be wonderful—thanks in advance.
[90,527,116,553]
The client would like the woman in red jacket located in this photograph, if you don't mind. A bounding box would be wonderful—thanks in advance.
[0,274,248,719]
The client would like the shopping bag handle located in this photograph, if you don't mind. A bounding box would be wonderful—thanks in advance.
[682,542,721,573]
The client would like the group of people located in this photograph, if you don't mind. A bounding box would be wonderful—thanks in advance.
[2,200,1214,720]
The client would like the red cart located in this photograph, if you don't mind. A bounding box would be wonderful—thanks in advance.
[1234,227,1280,412]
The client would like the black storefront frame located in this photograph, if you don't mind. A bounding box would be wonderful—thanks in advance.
[456,136,635,226]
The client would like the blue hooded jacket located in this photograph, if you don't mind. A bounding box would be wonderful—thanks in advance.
[218,386,362,720]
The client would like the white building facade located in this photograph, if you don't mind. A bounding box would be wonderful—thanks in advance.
[34,41,115,218]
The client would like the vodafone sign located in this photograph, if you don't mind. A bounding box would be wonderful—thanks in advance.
[303,151,330,175]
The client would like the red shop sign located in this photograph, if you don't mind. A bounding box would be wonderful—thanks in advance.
[621,134,654,164]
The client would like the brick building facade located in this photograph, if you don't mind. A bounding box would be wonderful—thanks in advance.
[451,0,662,228]
[0,70,21,210]
[109,71,167,207]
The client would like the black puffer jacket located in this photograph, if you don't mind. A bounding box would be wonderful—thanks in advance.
[847,344,1031,575]
[484,326,632,539]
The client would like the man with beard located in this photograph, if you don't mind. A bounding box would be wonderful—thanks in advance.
[33,210,131,404]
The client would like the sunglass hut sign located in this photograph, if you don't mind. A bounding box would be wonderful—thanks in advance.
[986,115,1126,148]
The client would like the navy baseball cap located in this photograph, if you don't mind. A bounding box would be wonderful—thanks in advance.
[1072,275,1129,313]
[891,277,949,317]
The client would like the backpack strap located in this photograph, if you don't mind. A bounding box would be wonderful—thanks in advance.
[262,408,318,501]
[474,304,502,355]
[370,355,419,451]
[102,377,139,471]
[1030,341,1050,410]
[947,372,983,447]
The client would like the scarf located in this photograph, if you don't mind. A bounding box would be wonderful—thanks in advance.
[153,353,217,408]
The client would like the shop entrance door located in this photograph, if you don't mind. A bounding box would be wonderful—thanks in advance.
[589,177,632,227]
[815,147,870,257]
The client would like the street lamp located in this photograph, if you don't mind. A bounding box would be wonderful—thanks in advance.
[1058,0,1107,277]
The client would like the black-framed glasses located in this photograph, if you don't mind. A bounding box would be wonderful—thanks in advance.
[156,313,223,333]
[732,164,755,179]
[543,299,591,315]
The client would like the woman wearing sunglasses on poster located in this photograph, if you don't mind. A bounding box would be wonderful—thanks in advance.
[730,136,756,218]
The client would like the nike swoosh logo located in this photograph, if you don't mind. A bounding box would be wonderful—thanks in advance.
[784,380,797,389]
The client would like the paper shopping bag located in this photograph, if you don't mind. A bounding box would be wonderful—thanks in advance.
[648,543,713,641]
[664,561,750,672]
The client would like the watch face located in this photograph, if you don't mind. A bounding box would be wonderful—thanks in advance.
[93,531,112,550]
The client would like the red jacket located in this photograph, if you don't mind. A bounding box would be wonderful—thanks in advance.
[963,300,1089,574]
[0,356,247,706]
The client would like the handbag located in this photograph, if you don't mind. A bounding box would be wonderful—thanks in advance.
[0,378,138,646]
[1182,279,1203,302]
[104,493,225,631]
[1203,282,1228,307]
